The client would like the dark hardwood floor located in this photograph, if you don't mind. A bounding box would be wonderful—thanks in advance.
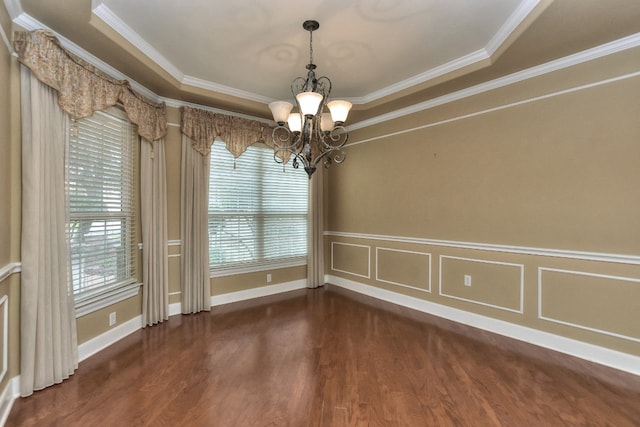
[7,285,640,426]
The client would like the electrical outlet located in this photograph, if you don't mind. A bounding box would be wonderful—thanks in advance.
[109,312,117,326]
[266,274,272,283]
[464,275,472,287]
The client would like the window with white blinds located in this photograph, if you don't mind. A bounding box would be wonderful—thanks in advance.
[208,141,309,273]
[67,107,137,300]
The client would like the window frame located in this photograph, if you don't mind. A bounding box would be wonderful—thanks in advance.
[67,106,141,317]
[208,141,309,278]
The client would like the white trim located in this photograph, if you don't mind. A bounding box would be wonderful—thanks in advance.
[210,279,307,307]
[0,19,17,56]
[360,49,489,104]
[0,263,21,283]
[0,296,7,385]
[331,242,371,279]
[327,275,640,377]
[3,0,22,19]
[161,97,274,125]
[324,231,640,265]
[439,255,524,314]
[78,315,143,362]
[375,247,431,293]
[11,12,160,102]
[75,282,141,318]
[181,75,272,104]
[168,302,182,316]
[538,267,640,344]
[485,0,541,55]
[0,376,19,427]
[210,258,307,278]
[169,291,181,296]
[168,254,181,259]
[168,240,181,246]
[348,33,640,132]
[91,2,184,82]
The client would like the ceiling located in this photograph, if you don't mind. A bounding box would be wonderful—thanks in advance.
[7,0,640,124]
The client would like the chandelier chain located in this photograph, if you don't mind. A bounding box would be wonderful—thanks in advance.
[309,30,314,64]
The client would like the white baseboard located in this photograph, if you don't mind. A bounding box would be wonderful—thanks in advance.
[0,376,19,426]
[327,275,640,377]
[210,279,307,307]
[78,315,142,362]
[169,302,182,316]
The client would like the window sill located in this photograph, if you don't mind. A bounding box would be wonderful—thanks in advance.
[75,282,141,318]
[210,258,306,278]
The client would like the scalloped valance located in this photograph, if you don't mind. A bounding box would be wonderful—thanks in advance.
[180,106,288,162]
[14,30,167,142]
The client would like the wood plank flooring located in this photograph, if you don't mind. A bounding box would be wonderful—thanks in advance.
[7,285,640,426]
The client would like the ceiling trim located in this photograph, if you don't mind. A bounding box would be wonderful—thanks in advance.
[356,0,543,104]
[352,48,490,105]
[347,32,640,132]
[10,10,161,102]
[485,0,541,55]
[91,1,273,104]
[161,97,273,124]
[89,0,542,105]
[91,1,185,82]
[181,75,274,104]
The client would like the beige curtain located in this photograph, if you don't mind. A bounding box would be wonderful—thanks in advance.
[15,29,170,329]
[180,134,211,313]
[20,66,78,397]
[307,166,325,288]
[141,138,169,326]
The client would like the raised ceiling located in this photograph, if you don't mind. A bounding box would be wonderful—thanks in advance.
[7,0,640,123]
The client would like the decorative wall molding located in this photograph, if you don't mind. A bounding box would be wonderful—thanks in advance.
[538,267,640,344]
[0,263,21,283]
[375,247,431,293]
[78,315,142,362]
[0,296,8,385]
[0,376,19,427]
[327,274,640,377]
[330,242,371,279]
[439,255,524,314]
[325,231,640,265]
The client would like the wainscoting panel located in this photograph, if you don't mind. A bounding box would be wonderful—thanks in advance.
[440,256,524,314]
[331,242,371,279]
[376,247,431,292]
[538,267,640,343]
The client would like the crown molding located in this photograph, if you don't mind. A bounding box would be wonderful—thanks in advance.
[91,1,184,83]
[2,0,22,19]
[348,32,640,131]
[88,0,542,106]
[180,75,273,104]
[10,9,161,102]
[485,0,542,55]
[160,97,273,124]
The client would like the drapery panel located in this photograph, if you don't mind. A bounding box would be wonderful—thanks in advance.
[180,134,211,313]
[20,66,78,397]
[180,106,289,162]
[141,138,169,326]
[307,167,325,288]
[13,30,167,142]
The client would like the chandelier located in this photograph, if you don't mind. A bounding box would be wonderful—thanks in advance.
[269,20,352,178]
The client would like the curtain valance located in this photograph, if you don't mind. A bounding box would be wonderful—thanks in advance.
[14,30,167,142]
[181,105,274,157]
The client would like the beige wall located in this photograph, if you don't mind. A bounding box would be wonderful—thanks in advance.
[326,46,640,356]
[0,3,22,394]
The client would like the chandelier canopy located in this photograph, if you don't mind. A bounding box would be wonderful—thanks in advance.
[269,20,352,178]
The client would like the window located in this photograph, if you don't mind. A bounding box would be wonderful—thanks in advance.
[208,142,309,275]
[67,107,137,303]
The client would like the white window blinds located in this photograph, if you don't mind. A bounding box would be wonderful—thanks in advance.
[208,141,309,273]
[67,107,137,300]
